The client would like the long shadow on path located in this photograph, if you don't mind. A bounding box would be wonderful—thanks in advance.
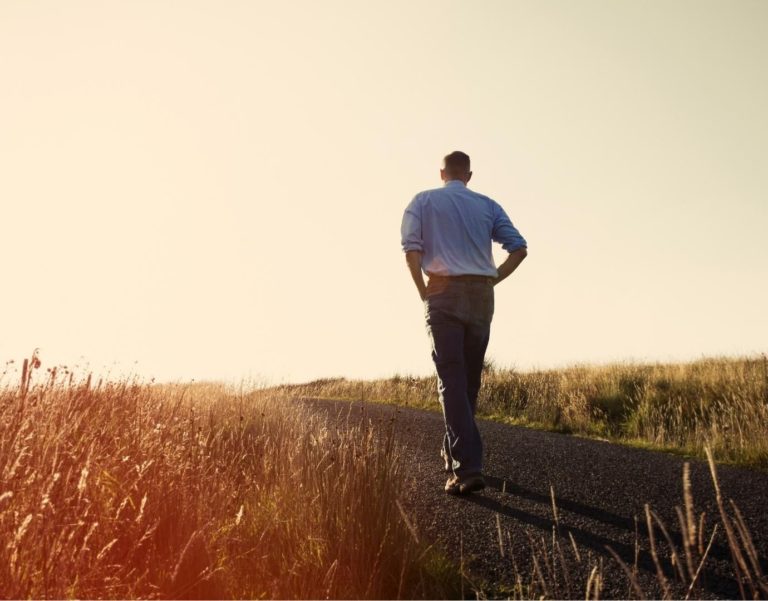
[460,475,741,598]
[484,475,734,565]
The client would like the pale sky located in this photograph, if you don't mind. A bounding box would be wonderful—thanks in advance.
[2,0,766,384]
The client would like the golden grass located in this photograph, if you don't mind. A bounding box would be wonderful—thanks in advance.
[4,351,766,599]
[0,353,462,599]
[278,355,768,468]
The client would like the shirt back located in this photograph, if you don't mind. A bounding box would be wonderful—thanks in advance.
[401,180,527,277]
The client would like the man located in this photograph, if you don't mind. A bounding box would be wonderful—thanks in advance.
[401,151,528,495]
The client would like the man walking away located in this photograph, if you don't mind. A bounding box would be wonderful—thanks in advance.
[401,151,528,495]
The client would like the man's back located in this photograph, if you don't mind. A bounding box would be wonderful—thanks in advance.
[401,180,526,277]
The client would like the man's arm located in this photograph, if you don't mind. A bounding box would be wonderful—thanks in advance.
[405,251,427,301]
[494,247,527,286]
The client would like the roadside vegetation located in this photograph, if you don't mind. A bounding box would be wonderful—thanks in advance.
[277,355,768,469]
[2,351,765,599]
[0,352,462,599]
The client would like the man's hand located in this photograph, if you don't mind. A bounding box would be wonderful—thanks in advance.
[494,247,528,286]
[405,251,427,301]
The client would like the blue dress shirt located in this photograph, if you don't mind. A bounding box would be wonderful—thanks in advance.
[401,180,527,277]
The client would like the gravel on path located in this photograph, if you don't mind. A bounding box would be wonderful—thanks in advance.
[299,397,768,599]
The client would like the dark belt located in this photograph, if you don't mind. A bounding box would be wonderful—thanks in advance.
[427,274,495,284]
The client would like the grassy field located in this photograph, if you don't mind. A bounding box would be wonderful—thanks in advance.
[0,353,462,599]
[2,352,766,599]
[273,355,768,469]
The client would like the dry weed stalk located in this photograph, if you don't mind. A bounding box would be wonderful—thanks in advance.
[599,455,763,600]
[705,447,768,599]
[501,457,765,600]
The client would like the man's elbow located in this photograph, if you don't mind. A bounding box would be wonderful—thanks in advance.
[405,250,423,267]
[514,247,528,259]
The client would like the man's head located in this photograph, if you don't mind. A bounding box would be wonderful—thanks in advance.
[441,150,472,184]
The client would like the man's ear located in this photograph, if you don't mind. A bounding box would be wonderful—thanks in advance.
[466,171,473,183]
[440,168,447,181]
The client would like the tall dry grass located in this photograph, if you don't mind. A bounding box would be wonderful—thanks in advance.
[5,351,765,599]
[0,352,462,599]
[280,355,768,468]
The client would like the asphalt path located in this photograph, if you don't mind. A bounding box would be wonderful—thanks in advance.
[299,397,768,599]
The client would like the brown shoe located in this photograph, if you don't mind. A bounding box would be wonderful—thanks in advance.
[445,474,462,495]
[445,473,485,495]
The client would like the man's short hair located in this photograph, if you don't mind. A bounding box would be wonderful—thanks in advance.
[443,151,471,175]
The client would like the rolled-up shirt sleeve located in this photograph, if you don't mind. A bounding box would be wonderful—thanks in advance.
[400,197,423,253]
[492,201,527,252]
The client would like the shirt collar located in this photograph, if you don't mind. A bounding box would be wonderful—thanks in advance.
[444,180,467,188]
